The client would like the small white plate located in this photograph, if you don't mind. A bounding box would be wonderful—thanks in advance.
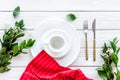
[42,29,71,58]
[31,19,80,67]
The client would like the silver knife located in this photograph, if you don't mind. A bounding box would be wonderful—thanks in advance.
[92,19,96,61]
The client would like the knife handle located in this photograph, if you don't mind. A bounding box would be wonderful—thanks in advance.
[93,39,96,61]
[86,38,88,60]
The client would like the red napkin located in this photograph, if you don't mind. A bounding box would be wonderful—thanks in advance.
[20,50,92,80]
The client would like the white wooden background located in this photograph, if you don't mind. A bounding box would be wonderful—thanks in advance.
[1,0,120,80]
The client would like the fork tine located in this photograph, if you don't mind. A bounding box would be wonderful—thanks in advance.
[84,20,88,29]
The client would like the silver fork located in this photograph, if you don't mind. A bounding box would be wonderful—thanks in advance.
[83,20,88,60]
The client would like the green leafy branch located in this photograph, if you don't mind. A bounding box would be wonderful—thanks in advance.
[0,6,35,73]
[97,38,120,80]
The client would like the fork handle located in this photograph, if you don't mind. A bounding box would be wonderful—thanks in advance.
[85,37,88,60]
[93,39,96,61]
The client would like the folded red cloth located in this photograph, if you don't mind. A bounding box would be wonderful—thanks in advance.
[20,50,92,80]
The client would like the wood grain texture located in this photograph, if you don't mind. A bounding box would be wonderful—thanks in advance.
[0,68,25,80]
[0,0,120,79]
[0,0,120,11]
[8,48,120,67]
[0,67,101,80]
[1,12,120,29]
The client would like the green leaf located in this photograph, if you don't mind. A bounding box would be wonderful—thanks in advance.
[15,19,25,30]
[19,19,24,24]
[3,34,10,41]
[116,48,120,55]
[2,62,11,67]
[113,37,119,44]
[101,55,106,62]
[0,39,3,45]
[20,40,26,49]
[67,13,76,21]
[26,39,35,48]
[12,43,19,54]
[111,53,118,67]
[13,6,20,18]
[15,33,25,38]
[116,71,120,80]
[110,41,116,52]
[1,54,11,65]
[27,39,32,43]
[0,47,6,55]
[0,67,10,73]
[15,22,20,27]
[103,43,108,53]
[97,69,107,79]
[16,19,24,27]
[107,71,114,79]
[102,63,110,72]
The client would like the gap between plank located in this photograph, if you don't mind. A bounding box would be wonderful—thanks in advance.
[1,10,120,12]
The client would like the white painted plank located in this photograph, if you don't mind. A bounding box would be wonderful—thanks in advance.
[0,67,25,80]
[72,49,103,67]
[79,30,120,48]
[0,26,120,49]
[0,67,102,80]
[0,30,118,49]
[71,67,101,80]
[10,48,120,67]
[1,12,120,29]
[0,0,120,11]
[10,50,32,67]
[0,30,119,66]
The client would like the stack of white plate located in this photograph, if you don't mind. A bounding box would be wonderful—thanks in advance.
[31,19,80,67]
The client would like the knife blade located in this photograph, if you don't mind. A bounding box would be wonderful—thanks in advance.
[92,19,96,38]
[92,19,96,61]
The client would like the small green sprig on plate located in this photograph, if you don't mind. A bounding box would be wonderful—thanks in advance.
[97,38,120,80]
[0,6,35,73]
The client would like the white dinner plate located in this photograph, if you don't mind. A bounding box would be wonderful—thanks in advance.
[31,19,80,67]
